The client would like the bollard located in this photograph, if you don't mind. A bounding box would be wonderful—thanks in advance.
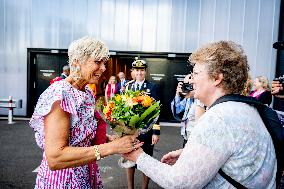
[8,96,14,124]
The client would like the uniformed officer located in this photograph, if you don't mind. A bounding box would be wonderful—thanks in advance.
[125,58,160,189]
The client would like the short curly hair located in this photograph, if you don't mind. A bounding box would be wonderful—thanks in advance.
[68,36,109,66]
[189,41,249,94]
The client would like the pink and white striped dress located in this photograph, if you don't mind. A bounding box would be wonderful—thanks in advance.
[30,80,103,189]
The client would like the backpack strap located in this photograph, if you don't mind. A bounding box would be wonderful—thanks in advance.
[218,169,248,189]
[211,94,284,188]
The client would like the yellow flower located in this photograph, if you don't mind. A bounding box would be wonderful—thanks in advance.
[114,95,122,101]
[121,94,130,102]
[141,95,152,107]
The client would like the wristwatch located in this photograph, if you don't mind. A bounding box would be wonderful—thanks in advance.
[93,145,101,161]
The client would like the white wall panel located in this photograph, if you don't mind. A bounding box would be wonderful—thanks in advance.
[0,0,281,116]
[142,0,158,51]
[101,0,115,44]
[242,0,260,79]
[214,0,230,41]
[58,0,75,47]
[228,0,245,44]
[185,0,201,52]
[170,0,187,52]
[270,0,281,82]
[255,0,278,79]
[113,0,129,50]
[156,0,172,52]
[199,0,215,46]
[128,0,144,50]
[73,0,88,41]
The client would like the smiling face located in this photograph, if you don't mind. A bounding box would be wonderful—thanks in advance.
[134,68,146,82]
[118,72,125,80]
[78,57,107,84]
[192,64,216,106]
[108,76,116,84]
[253,78,261,90]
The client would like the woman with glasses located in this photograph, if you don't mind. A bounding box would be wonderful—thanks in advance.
[123,41,276,188]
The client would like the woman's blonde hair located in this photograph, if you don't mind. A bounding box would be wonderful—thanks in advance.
[256,76,271,91]
[68,36,109,66]
[108,76,116,84]
[189,41,249,94]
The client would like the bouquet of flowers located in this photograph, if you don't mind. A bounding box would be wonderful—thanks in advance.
[96,90,160,168]
[96,90,160,137]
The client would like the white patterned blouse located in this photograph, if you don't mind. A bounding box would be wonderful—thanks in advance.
[137,101,276,189]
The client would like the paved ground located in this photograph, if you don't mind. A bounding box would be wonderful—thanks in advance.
[0,119,181,189]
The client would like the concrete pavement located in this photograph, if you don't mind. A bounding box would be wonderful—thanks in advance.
[0,120,181,189]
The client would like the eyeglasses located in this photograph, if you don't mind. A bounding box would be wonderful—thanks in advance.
[192,70,203,78]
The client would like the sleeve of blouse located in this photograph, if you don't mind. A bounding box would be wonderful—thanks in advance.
[136,111,234,188]
[29,83,80,149]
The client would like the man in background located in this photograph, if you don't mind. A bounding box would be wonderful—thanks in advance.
[117,72,129,94]
[60,65,70,79]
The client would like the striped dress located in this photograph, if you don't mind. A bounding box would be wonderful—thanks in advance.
[30,80,103,189]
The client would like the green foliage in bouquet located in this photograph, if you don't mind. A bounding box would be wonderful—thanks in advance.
[96,90,160,137]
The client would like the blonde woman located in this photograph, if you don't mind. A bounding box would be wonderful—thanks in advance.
[30,36,142,189]
[105,75,118,102]
[249,76,272,105]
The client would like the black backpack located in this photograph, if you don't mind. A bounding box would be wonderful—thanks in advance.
[210,94,284,188]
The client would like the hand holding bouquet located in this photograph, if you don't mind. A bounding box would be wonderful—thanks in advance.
[96,90,160,137]
[96,90,160,168]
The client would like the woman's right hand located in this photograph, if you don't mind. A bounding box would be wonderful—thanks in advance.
[110,135,143,154]
[161,149,183,165]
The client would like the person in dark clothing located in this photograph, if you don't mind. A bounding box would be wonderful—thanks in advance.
[125,58,160,189]
[116,72,129,94]
[60,65,70,79]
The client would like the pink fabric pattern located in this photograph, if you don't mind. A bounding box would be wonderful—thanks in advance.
[30,80,103,189]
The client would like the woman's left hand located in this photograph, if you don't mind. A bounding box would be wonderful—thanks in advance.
[122,147,144,162]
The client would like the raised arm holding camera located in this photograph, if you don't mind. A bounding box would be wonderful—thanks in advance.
[171,74,205,147]
[272,76,284,97]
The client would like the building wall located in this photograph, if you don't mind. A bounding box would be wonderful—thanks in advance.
[0,0,281,116]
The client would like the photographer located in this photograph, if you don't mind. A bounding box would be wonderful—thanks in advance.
[171,74,205,147]
[272,78,284,188]
[272,78,284,97]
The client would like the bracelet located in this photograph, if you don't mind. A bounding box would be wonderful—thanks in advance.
[93,145,101,161]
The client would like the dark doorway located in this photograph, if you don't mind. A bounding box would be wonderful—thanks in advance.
[27,49,69,117]
[27,49,191,121]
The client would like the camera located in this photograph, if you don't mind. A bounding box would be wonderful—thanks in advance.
[181,82,194,93]
[273,76,284,83]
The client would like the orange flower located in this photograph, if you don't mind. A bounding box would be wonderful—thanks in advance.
[108,101,115,108]
[141,95,152,107]
[133,96,144,103]
[126,98,138,107]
